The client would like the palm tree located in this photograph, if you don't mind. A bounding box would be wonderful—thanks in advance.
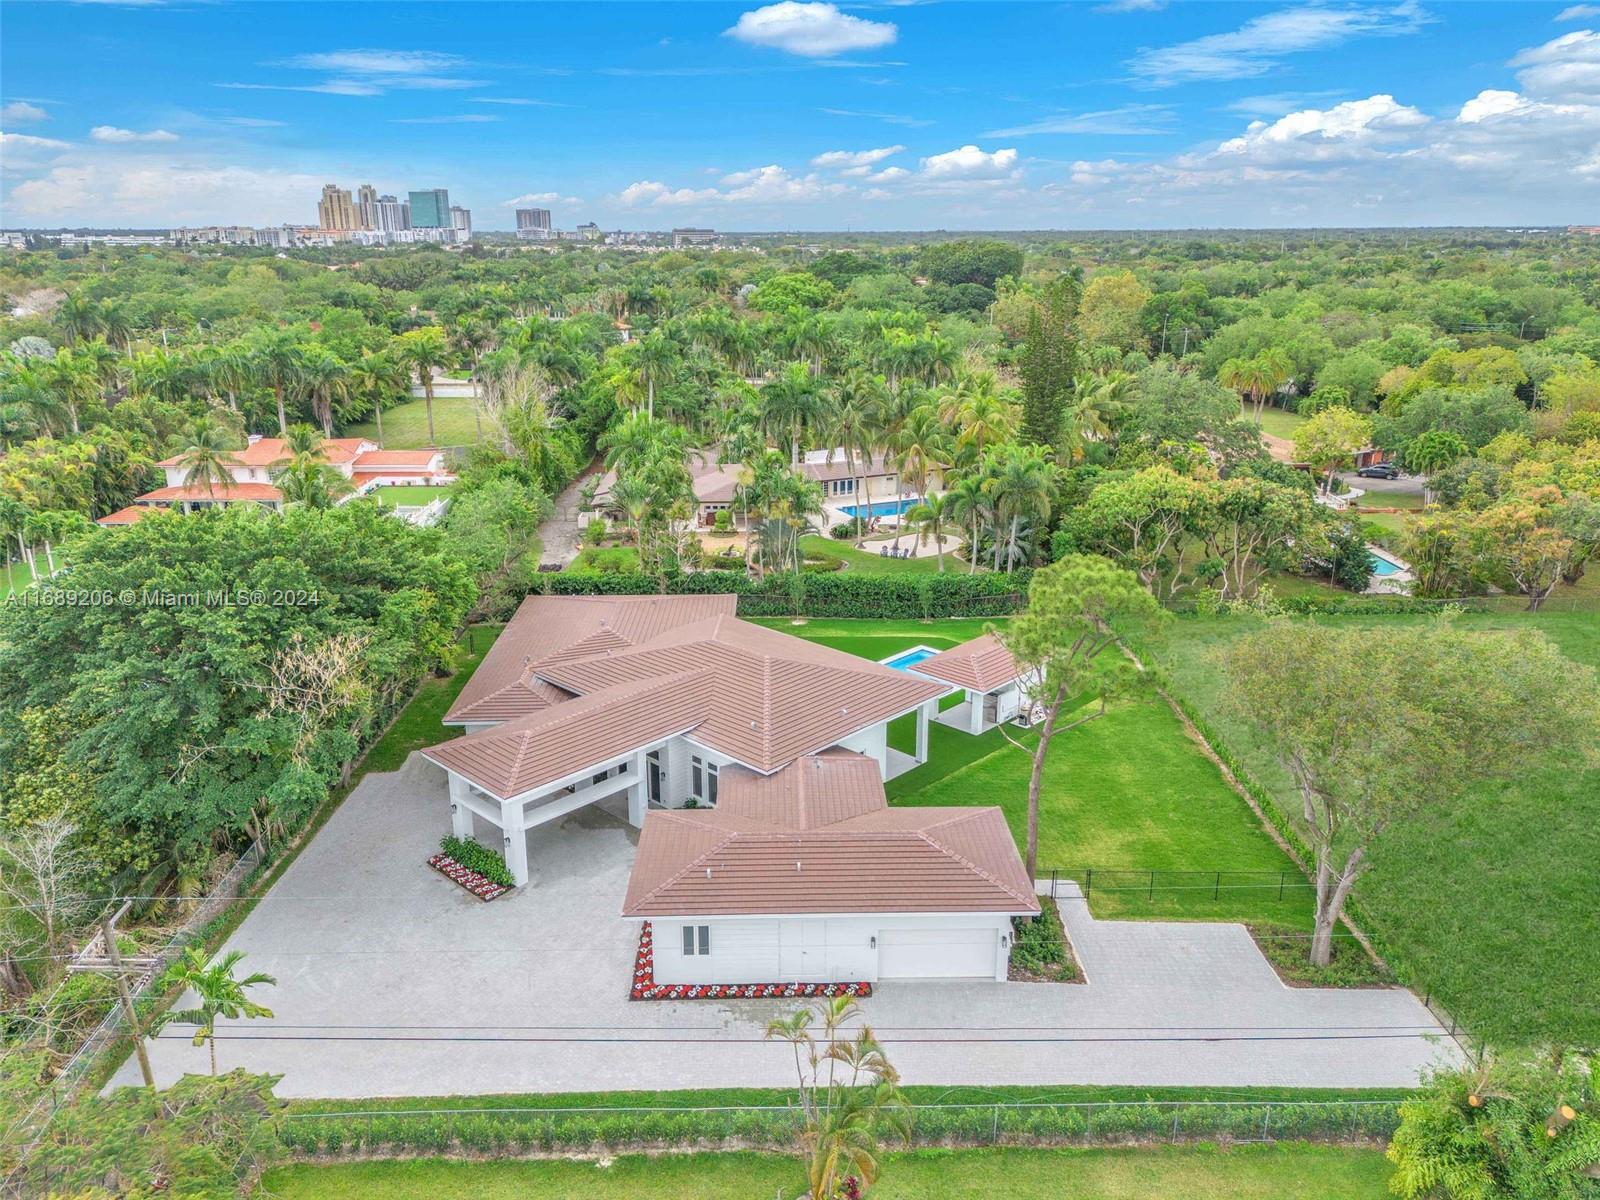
[274,459,351,509]
[829,369,887,527]
[175,418,240,498]
[761,362,827,466]
[97,301,133,356]
[905,493,952,570]
[951,374,1017,460]
[944,473,991,574]
[56,294,101,347]
[299,349,352,437]
[155,948,275,1077]
[43,349,101,434]
[397,326,450,445]
[985,444,1056,572]
[348,351,404,447]
[1,363,68,438]
[283,422,325,462]
[250,330,307,435]
[633,330,677,418]
[887,405,951,550]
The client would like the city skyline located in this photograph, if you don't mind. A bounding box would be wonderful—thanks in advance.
[1,1,1597,230]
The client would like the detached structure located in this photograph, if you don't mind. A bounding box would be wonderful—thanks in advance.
[98,436,452,524]
[910,633,1036,735]
[421,594,1039,984]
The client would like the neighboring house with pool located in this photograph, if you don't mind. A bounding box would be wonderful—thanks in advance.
[588,446,942,531]
[422,593,1038,984]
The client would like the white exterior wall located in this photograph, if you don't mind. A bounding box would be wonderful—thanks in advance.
[649,913,1014,985]
[832,721,888,776]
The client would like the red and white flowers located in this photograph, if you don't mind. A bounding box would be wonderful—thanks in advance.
[428,853,507,902]
[629,922,871,1002]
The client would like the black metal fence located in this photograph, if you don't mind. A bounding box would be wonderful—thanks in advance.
[1043,867,1314,903]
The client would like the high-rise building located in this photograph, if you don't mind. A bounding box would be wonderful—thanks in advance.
[317,184,358,231]
[373,194,410,232]
[516,207,552,234]
[450,205,472,237]
[356,184,379,230]
[408,188,450,229]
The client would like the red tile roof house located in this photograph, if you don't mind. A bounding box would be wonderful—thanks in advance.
[421,594,1039,985]
[96,435,453,525]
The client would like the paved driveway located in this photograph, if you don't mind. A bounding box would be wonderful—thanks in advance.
[116,756,1458,1097]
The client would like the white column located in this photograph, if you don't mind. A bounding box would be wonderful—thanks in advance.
[628,753,647,827]
[915,700,931,764]
[970,691,984,736]
[500,798,529,886]
[447,774,473,839]
[994,920,1012,982]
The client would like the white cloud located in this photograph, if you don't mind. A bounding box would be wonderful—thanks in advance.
[90,125,179,143]
[0,131,69,150]
[725,2,897,58]
[810,145,904,168]
[722,164,844,203]
[502,191,582,207]
[1224,91,1347,118]
[982,104,1174,137]
[1129,3,1431,86]
[1512,29,1600,101]
[1555,5,1600,20]
[224,117,287,127]
[1095,0,1166,10]
[7,161,327,224]
[919,144,1020,178]
[1,101,48,124]
[218,80,385,97]
[818,107,933,127]
[615,180,720,207]
[390,114,499,124]
[280,49,466,74]
[1216,95,1429,162]
[470,97,566,106]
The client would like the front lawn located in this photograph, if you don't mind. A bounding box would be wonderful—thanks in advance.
[348,396,481,449]
[359,624,502,776]
[770,619,1313,925]
[263,1143,1391,1199]
[800,534,953,575]
[1157,612,1600,1045]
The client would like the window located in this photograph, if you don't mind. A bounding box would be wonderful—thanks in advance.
[682,925,710,956]
[690,756,719,805]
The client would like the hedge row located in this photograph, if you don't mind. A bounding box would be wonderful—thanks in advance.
[535,570,1030,620]
[276,1100,1400,1158]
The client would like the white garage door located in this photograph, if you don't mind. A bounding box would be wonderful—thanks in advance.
[877,927,996,979]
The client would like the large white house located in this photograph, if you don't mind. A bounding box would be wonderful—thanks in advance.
[422,594,1038,984]
[97,435,453,525]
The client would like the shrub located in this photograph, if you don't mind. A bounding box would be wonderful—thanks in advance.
[583,517,608,545]
[1010,905,1077,982]
[438,835,514,887]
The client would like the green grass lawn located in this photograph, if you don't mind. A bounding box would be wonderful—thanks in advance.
[767,618,1312,925]
[1256,408,1307,441]
[565,545,643,573]
[367,484,455,507]
[1,556,40,598]
[348,396,482,449]
[262,1143,1392,1200]
[800,534,952,575]
[358,624,502,776]
[1157,612,1600,1045]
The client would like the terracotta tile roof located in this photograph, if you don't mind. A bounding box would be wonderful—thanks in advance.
[135,482,283,503]
[351,450,442,468]
[592,448,894,508]
[156,437,372,469]
[623,754,1038,917]
[536,613,947,772]
[914,634,1023,694]
[443,594,738,724]
[96,504,156,525]
[797,450,892,485]
[423,671,713,800]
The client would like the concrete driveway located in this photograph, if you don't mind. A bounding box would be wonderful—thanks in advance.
[115,755,1457,1097]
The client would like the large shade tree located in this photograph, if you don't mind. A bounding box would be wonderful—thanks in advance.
[1218,619,1600,966]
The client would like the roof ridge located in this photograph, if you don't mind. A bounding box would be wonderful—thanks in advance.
[632,820,736,909]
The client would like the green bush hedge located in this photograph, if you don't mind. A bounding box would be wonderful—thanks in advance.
[439,836,514,887]
[535,570,1029,619]
[276,1099,1401,1158]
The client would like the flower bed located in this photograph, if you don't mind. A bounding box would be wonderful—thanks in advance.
[427,853,508,902]
[629,922,870,1001]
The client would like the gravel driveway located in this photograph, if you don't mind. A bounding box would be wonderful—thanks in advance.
[114,755,1457,1097]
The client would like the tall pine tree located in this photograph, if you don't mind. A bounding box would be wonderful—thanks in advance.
[1019,280,1080,448]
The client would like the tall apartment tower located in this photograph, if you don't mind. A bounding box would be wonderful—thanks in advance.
[450,205,472,238]
[408,188,450,229]
[516,207,552,232]
[374,195,410,232]
[356,183,379,230]
[316,184,358,231]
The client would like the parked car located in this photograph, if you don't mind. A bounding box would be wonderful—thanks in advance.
[1357,463,1401,480]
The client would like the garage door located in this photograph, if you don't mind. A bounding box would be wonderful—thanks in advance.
[877,928,996,979]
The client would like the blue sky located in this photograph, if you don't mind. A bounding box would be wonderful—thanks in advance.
[2,1,1597,229]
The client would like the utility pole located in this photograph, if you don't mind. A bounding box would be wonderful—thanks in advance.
[100,908,155,1089]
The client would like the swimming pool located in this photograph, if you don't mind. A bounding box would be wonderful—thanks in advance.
[1369,548,1407,577]
[880,645,940,672]
[838,497,921,519]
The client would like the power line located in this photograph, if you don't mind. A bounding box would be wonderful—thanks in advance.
[139,1029,1449,1047]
